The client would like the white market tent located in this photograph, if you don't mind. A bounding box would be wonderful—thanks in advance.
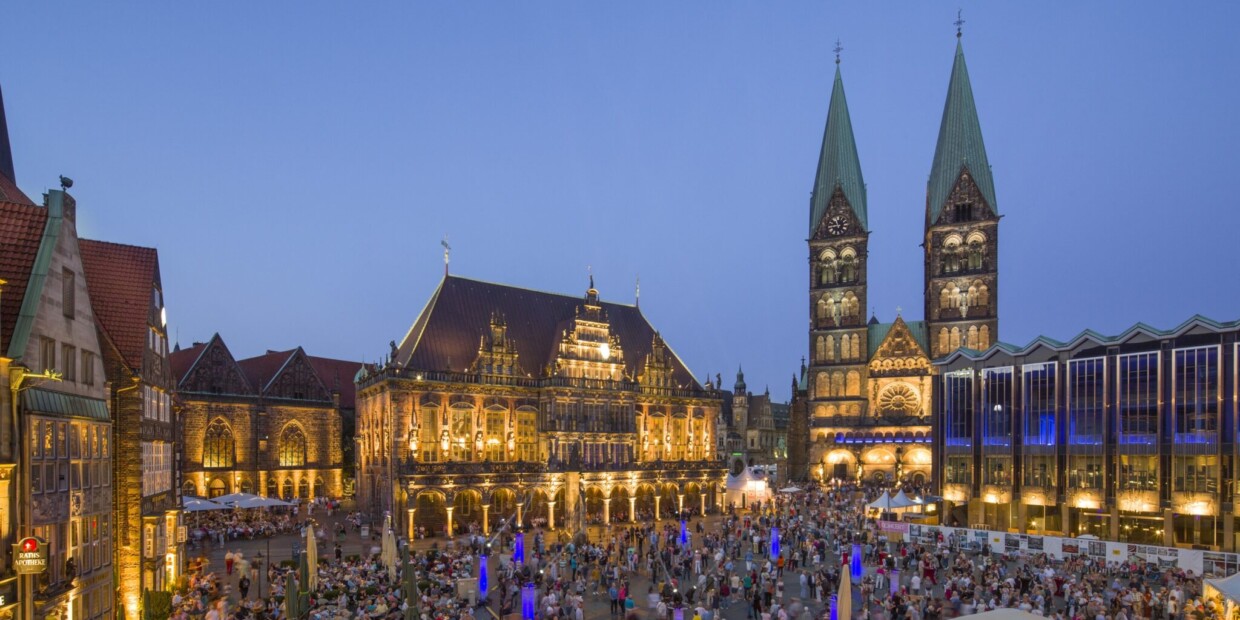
[867,491,894,511]
[890,490,920,508]
[1206,572,1240,606]
[779,486,802,494]
[233,496,295,509]
[726,467,772,507]
[212,492,260,504]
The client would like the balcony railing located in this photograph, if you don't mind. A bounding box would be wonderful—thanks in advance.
[360,367,718,399]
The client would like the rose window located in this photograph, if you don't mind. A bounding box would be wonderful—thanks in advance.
[879,383,920,416]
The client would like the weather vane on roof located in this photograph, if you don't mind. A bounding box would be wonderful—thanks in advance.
[834,39,843,65]
[955,9,965,38]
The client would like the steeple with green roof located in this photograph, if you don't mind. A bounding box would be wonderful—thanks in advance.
[926,37,997,226]
[809,61,867,234]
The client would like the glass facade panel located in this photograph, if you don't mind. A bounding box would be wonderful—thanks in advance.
[1022,363,1057,488]
[1175,347,1219,437]
[980,368,1014,448]
[1117,352,1159,492]
[945,455,972,485]
[943,372,973,448]
[1067,358,1105,490]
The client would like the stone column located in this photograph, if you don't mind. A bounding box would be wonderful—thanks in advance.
[407,508,415,541]
[700,493,707,516]
[446,507,455,538]
[548,501,556,531]
[1164,509,1175,547]
[1109,505,1120,541]
[516,500,523,528]
[655,496,661,521]
[677,494,685,517]
[603,499,611,525]
[482,504,490,535]
[629,497,637,523]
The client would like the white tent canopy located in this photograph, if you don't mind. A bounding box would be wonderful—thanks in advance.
[779,486,802,494]
[890,490,920,508]
[233,496,295,509]
[955,610,1044,620]
[212,492,260,505]
[1207,572,1240,604]
[867,491,894,511]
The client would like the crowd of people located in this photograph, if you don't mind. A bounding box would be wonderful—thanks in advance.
[168,483,1230,620]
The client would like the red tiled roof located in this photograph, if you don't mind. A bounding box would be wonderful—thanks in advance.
[306,355,364,410]
[236,349,293,393]
[0,172,33,206]
[0,200,47,355]
[396,275,700,388]
[79,239,159,371]
[169,341,207,382]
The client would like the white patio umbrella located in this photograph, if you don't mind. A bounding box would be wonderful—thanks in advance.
[381,515,398,581]
[183,497,229,512]
[838,564,853,620]
[779,486,803,494]
[234,496,294,509]
[213,492,260,505]
[305,523,319,591]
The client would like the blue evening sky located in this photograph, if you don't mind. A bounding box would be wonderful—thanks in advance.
[3,4,1237,400]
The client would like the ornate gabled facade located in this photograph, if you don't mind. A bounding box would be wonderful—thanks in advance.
[794,35,1000,485]
[79,239,183,619]
[356,275,725,540]
[170,335,358,502]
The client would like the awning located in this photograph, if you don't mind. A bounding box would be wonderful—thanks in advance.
[21,387,109,421]
[1207,572,1240,604]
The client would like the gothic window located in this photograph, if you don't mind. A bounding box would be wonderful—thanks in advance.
[967,240,985,271]
[279,424,307,467]
[840,257,856,283]
[846,371,861,396]
[203,420,234,469]
[831,372,845,398]
[816,372,829,399]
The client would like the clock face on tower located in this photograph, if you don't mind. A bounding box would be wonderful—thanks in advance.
[826,215,849,236]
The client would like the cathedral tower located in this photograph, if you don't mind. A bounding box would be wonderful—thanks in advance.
[808,60,870,426]
[924,35,1000,358]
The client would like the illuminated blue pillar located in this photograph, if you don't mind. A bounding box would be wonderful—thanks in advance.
[514,532,525,565]
[850,543,863,577]
[770,527,780,558]
[478,554,488,600]
[830,594,838,620]
[680,520,688,546]
[890,568,899,595]
[522,583,537,620]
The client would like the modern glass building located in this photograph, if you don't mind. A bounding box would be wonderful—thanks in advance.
[932,316,1239,550]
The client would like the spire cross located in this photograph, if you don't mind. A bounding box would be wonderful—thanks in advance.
[896,305,902,315]
[833,39,843,65]
[441,236,451,274]
[954,9,965,38]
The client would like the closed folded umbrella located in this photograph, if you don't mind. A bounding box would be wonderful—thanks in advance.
[838,564,853,620]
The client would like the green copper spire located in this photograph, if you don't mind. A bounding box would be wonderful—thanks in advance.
[927,39,997,225]
[809,64,867,234]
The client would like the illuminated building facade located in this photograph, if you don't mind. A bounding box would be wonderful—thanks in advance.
[80,239,183,619]
[793,36,1000,484]
[171,336,358,502]
[356,275,726,539]
[933,316,1240,550]
[1,90,114,620]
[727,370,789,474]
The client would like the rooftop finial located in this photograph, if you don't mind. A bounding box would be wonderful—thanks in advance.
[441,236,451,275]
[834,39,843,65]
[588,265,594,291]
[635,274,640,306]
[954,8,965,39]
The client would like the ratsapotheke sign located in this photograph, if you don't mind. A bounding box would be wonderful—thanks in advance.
[11,537,47,575]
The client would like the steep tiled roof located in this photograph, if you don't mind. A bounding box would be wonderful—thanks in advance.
[396,275,701,389]
[79,239,159,371]
[866,317,931,360]
[169,341,207,381]
[236,349,293,394]
[0,200,47,355]
[810,65,867,232]
[307,355,364,409]
[927,40,997,225]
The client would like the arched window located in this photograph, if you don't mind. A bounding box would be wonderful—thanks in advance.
[846,371,861,396]
[850,334,861,360]
[816,372,829,399]
[279,424,307,467]
[940,287,952,309]
[281,479,294,500]
[979,325,991,350]
[816,298,829,320]
[182,480,198,497]
[203,420,234,469]
[298,479,310,498]
[978,284,990,307]
[266,477,278,498]
[831,372,845,398]
[825,335,836,362]
[967,326,979,349]
[816,336,828,362]
[939,328,949,355]
[950,327,962,351]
